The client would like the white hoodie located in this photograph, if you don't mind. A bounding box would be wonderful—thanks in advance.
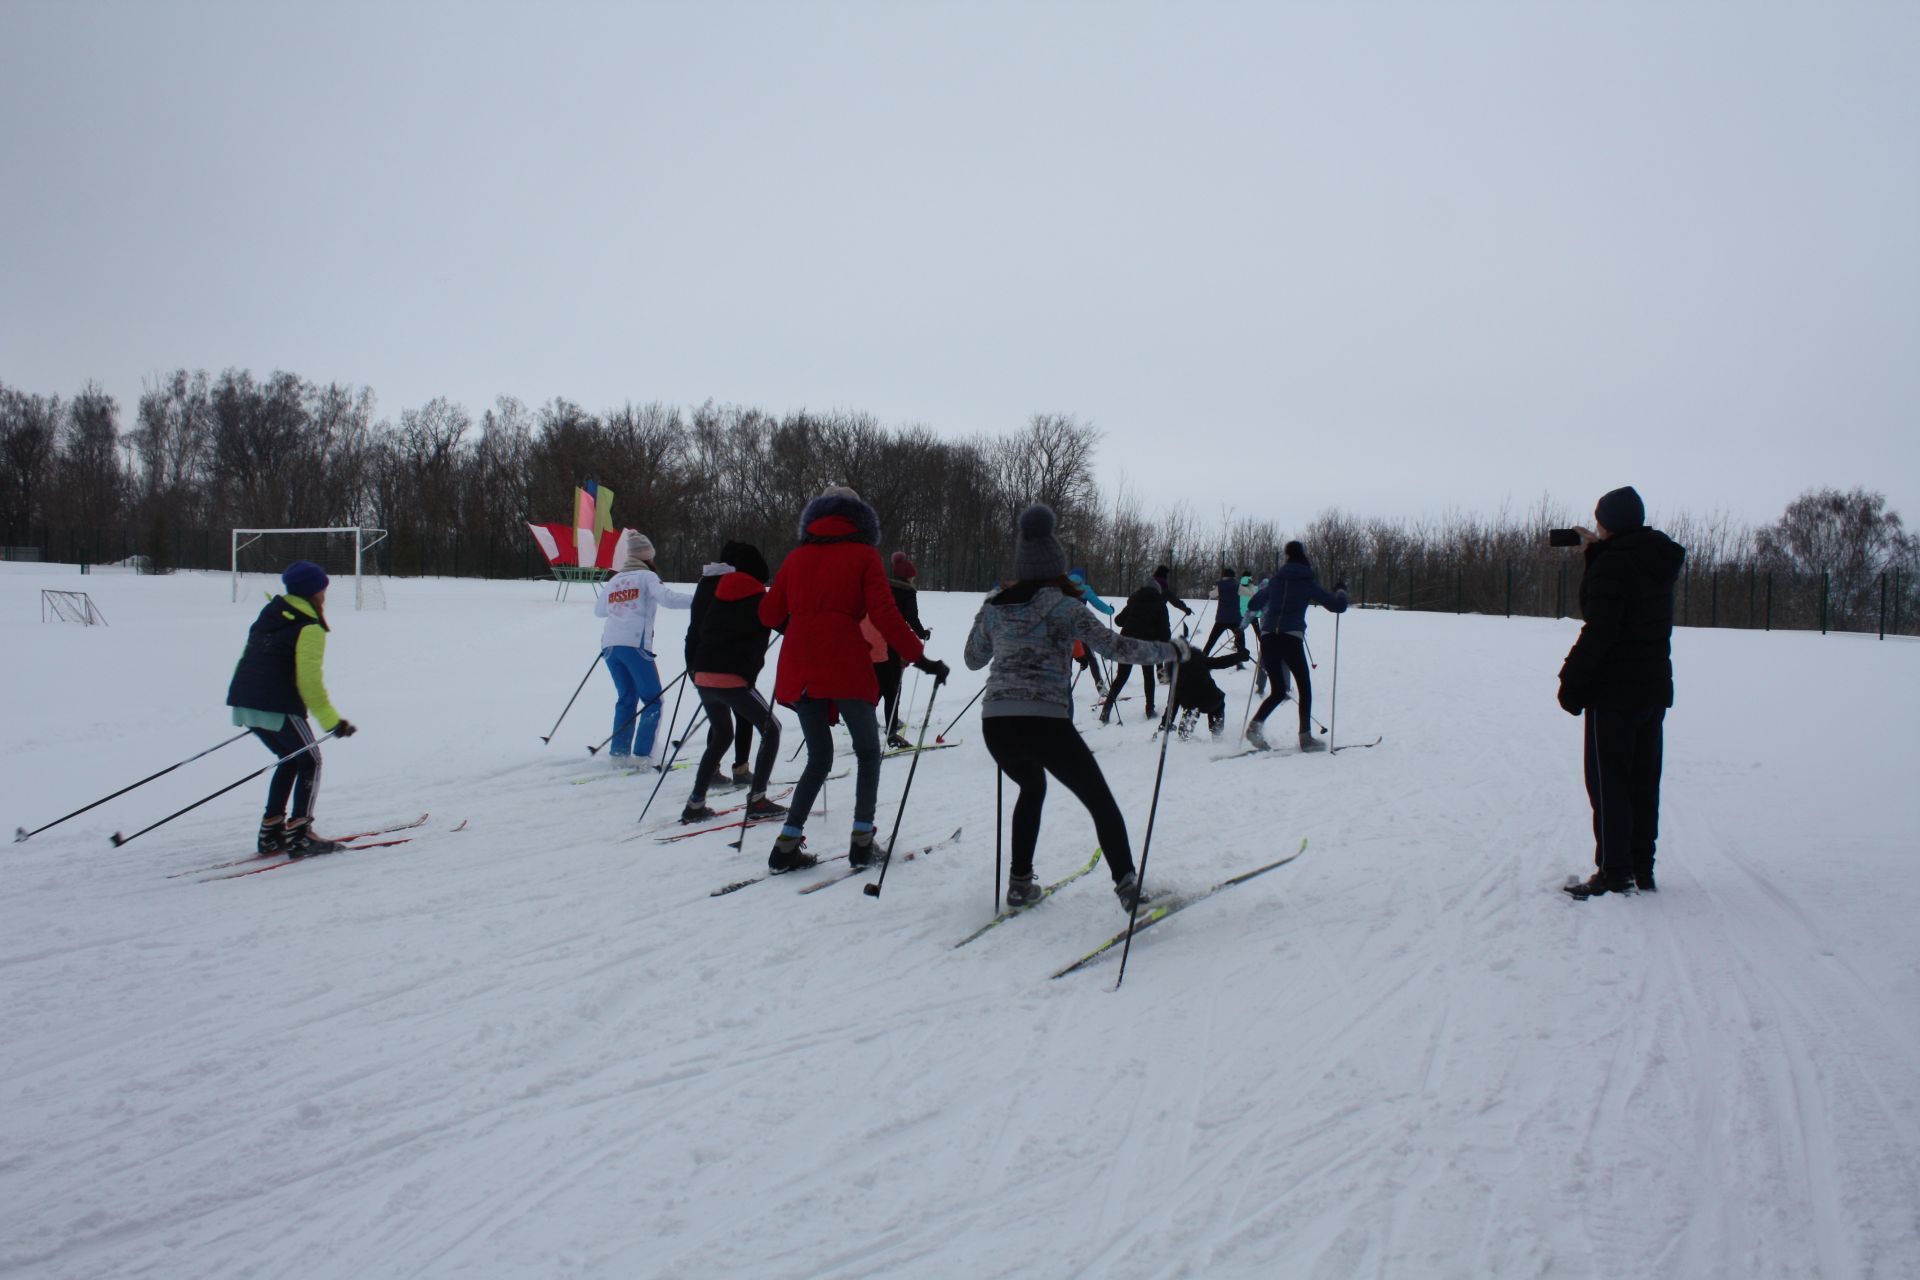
[596,567,693,653]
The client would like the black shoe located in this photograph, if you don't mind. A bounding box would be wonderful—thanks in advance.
[744,794,786,822]
[1635,870,1658,893]
[680,802,718,825]
[1006,875,1042,908]
[1564,873,1634,900]
[767,834,816,873]
[283,821,342,858]
[886,734,912,752]
[847,832,876,870]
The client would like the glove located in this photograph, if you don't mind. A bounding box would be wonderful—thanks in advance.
[1333,580,1348,594]
[1556,686,1582,717]
[333,719,358,738]
[1169,636,1193,664]
[915,657,951,685]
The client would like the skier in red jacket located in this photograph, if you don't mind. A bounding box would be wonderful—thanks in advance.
[758,486,949,872]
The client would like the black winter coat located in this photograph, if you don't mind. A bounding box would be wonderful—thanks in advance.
[1558,527,1686,711]
[691,571,773,682]
[226,596,322,716]
[1115,585,1181,640]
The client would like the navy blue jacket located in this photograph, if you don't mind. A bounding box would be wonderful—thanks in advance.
[226,596,321,716]
[1214,574,1241,622]
[1249,561,1348,636]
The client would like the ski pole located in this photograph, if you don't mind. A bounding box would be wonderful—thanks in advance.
[863,679,943,900]
[540,653,602,744]
[1329,612,1341,752]
[1238,634,1263,741]
[587,669,688,755]
[655,664,690,768]
[1114,661,1182,990]
[15,731,252,843]
[994,768,1004,912]
[109,730,340,848]
[636,705,708,826]
[934,684,983,744]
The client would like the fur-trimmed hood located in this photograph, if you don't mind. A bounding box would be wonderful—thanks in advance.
[797,492,881,546]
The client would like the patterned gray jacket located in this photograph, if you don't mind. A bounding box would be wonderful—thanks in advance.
[964,583,1178,719]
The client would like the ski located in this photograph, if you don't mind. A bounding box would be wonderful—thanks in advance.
[1330,736,1384,753]
[167,813,430,878]
[953,847,1104,948]
[570,760,693,785]
[1051,839,1308,979]
[880,741,960,760]
[797,827,963,894]
[199,837,415,882]
[635,788,796,844]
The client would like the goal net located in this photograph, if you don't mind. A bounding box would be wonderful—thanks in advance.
[231,528,388,610]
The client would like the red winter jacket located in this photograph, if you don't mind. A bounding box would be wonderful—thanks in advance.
[760,495,925,706]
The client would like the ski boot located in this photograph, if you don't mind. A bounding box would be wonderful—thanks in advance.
[1244,720,1270,751]
[1298,731,1326,753]
[729,763,753,788]
[1113,871,1153,912]
[1176,709,1198,740]
[743,793,786,822]
[282,819,343,858]
[886,733,912,752]
[1006,874,1042,909]
[256,818,286,856]
[846,829,877,870]
[681,801,718,825]
[767,833,816,874]
[1207,713,1226,739]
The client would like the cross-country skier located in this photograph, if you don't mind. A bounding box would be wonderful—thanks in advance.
[679,541,786,827]
[687,552,756,786]
[1245,542,1347,752]
[1099,564,1191,724]
[759,487,948,873]
[1066,568,1115,694]
[225,560,355,857]
[596,533,693,762]
[1201,566,1251,660]
[872,550,930,749]
[966,505,1188,911]
[1172,650,1246,739]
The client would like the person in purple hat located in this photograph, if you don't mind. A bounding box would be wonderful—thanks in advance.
[225,560,356,857]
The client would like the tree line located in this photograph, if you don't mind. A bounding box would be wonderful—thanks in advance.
[2,370,1914,634]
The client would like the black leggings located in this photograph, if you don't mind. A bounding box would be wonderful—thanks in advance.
[251,716,321,822]
[1253,633,1312,733]
[875,658,904,734]
[1103,657,1156,715]
[691,685,780,800]
[982,716,1135,885]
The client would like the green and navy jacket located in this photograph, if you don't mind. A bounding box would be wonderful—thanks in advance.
[226,594,343,731]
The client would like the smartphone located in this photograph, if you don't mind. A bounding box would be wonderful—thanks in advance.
[1548,528,1582,547]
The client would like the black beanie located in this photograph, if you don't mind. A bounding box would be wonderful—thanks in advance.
[1283,541,1307,564]
[1595,486,1645,533]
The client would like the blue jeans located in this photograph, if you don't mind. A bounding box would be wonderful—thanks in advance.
[605,646,664,757]
[786,697,882,831]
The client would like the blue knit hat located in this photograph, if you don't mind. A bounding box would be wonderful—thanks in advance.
[282,560,329,598]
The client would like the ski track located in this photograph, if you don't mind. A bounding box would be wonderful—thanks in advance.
[2,578,1917,1278]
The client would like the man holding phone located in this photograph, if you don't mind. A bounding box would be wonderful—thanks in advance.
[1555,486,1687,899]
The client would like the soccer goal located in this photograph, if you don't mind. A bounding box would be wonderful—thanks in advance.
[231,528,389,610]
[42,589,107,625]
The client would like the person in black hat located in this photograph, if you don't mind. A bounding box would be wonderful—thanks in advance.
[1099,564,1193,723]
[1558,486,1686,899]
[225,560,357,857]
[680,540,785,826]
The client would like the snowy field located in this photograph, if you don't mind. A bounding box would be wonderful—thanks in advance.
[3,564,1918,1280]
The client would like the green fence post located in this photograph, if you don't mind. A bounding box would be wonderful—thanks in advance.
[1505,561,1512,618]
[1748,568,1755,629]
[1360,568,1368,606]
[1821,571,1829,634]
[1896,567,1904,636]
[1456,568,1463,614]
[1682,570,1690,626]
[1710,569,1718,628]
[1765,572,1773,631]
[1880,572,1887,640]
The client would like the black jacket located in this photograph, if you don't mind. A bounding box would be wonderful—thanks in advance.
[1114,583,1188,640]
[226,596,322,716]
[886,577,929,659]
[1559,527,1686,711]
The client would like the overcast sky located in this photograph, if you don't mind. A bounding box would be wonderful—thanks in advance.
[3,1,1915,531]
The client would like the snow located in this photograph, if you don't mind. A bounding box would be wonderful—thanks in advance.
[3,566,1918,1279]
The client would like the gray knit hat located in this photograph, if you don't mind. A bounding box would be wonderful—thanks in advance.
[623,531,656,568]
[1012,503,1068,581]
